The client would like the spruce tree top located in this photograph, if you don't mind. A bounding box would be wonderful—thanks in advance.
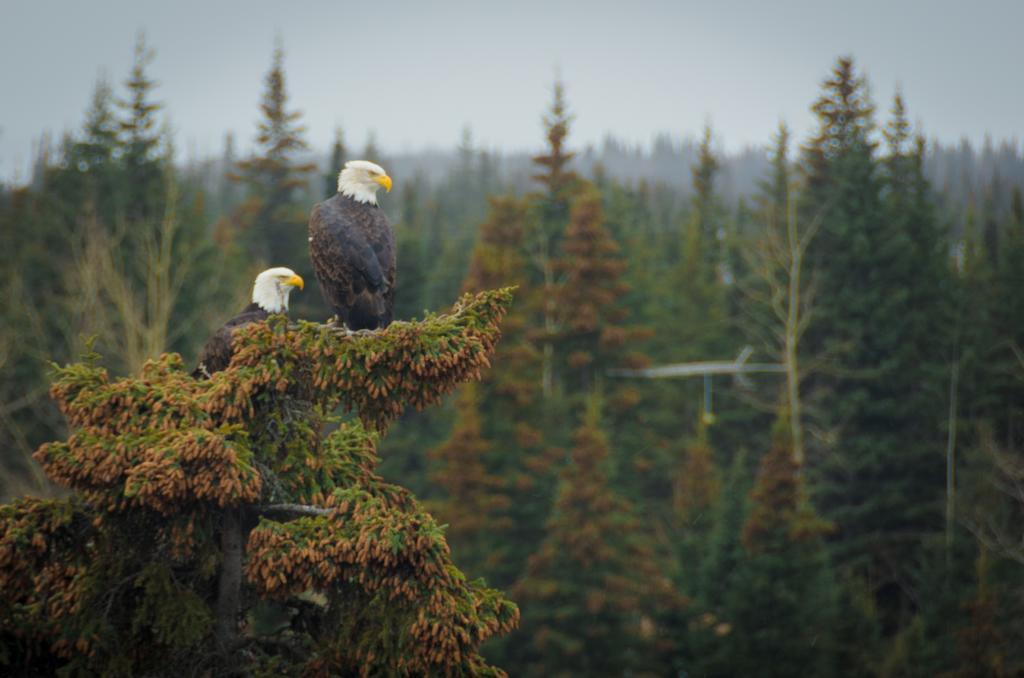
[2,289,520,676]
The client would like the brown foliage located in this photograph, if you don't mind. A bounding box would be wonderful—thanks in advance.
[246,489,519,676]
[674,435,721,527]
[4,289,519,675]
[428,384,511,542]
[514,402,685,671]
[743,421,832,552]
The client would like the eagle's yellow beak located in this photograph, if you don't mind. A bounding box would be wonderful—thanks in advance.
[374,174,393,193]
[286,274,304,290]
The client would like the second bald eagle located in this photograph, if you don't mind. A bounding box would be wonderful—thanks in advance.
[309,160,395,330]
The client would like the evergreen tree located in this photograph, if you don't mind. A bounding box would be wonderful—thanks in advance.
[117,33,166,224]
[0,43,229,497]
[0,186,66,499]
[529,80,580,398]
[833,575,884,677]
[803,59,947,620]
[554,183,640,393]
[955,205,998,423]
[511,396,683,676]
[675,430,721,518]
[987,186,1024,451]
[230,44,316,273]
[720,418,837,677]
[876,537,974,678]
[216,132,241,218]
[390,171,430,321]
[531,81,578,229]
[463,196,538,407]
[945,550,1017,677]
[428,125,490,306]
[39,40,226,374]
[740,122,823,465]
[677,446,755,674]
[362,131,381,164]
[324,125,346,199]
[759,122,791,231]
[697,448,751,610]
[460,196,553,586]
[75,76,120,174]
[673,426,721,588]
[692,124,723,271]
[0,289,519,675]
[427,382,510,576]
[659,123,729,361]
[597,179,685,521]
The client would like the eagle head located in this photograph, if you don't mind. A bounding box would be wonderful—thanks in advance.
[253,267,304,313]
[337,160,392,205]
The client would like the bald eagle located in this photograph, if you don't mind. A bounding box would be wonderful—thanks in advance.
[308,160,395,330]
[192,267,304,378]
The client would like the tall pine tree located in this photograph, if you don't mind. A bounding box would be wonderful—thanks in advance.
[529,80,580,398]
[230,44,316,275]
[118,33,166,225]
[511,396,683,676]
[721,417,837,677]
[803,58,948,625]
[323,125,346,199]
[554,183,641,394]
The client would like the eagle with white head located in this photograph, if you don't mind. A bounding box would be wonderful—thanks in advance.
[308,160,396,330]
[192,267,304,378]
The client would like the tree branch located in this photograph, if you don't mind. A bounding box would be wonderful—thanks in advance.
[256,503,333,519]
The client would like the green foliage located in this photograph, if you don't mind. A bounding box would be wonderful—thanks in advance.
[802,58,950,622]
[718,419,839,678]
[246,487,517,675]
[511,396,685,676]
[555,184,645,393]
[229,44,317,286]
[673,429,721,595]
[118,33,166,223]
[0,290,519,675]
[132,563,213,647]
[427,383,510,574]
[0,35,235,498]
[324,125,346,200]
[654,123,731,362]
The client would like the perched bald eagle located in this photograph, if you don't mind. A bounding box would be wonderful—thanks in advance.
[308,160,395,330]
[192,267,304,378]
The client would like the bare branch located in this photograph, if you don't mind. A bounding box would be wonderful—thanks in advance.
[961,515,1024,567]
[256,503,333,519]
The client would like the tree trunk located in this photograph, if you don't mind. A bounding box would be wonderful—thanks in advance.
[785,206,806,466]
[542,254,555,399]
[216,507,243,652]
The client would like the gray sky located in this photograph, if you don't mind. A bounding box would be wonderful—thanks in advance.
[2,0,1022,181]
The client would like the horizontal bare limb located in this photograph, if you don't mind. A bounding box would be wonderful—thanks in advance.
[256,503,333,519]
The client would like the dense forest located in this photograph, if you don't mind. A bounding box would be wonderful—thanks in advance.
[2,34,1024,675]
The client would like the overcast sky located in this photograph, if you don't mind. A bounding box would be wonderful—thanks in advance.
[2,0,1022,182]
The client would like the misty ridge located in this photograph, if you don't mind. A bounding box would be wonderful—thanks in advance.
[171,128,1024,228]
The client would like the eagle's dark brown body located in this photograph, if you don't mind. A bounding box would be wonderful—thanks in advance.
[192,303,270,378]
[308,193,396,330]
